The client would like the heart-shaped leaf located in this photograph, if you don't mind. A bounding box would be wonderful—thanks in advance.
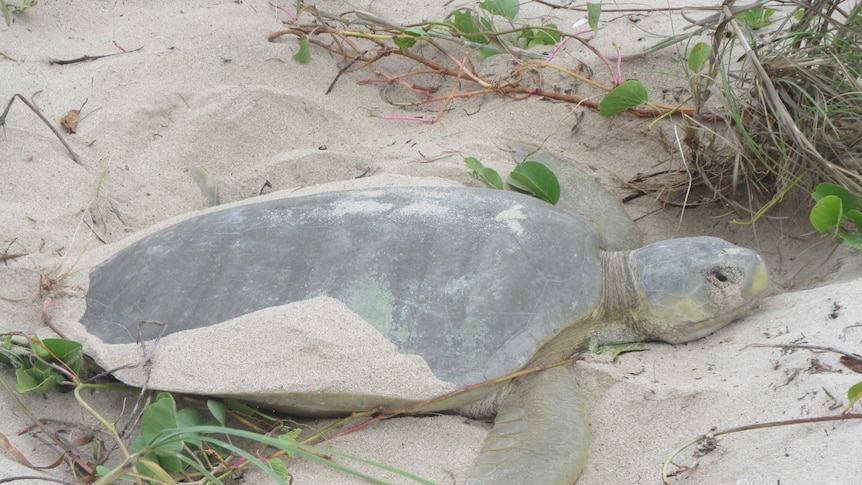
[479,0,519,20]
[847,381,862,410]
[810,194,843,233]
[598,79,649,117]
[587,2,601,32]
[507,161,560,204]
[687,42,711,73]
[465,157,504,189]
[812,182,859,214]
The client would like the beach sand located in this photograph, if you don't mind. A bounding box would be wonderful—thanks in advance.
[1,1,860,483]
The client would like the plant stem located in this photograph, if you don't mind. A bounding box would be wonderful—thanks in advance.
[74,384,132,458]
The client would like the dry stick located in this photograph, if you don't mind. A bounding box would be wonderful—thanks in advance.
[0,94,82,164]
[664,339,862,482]
[326,51,366,94]
[0,253,26,262]
[0,374,96,476]
[47,46,143,65]
[0,476,79,485]
[426,53,470,124]
[2,237,25,265]
[322,355,584,441]
[661,413,862,484]
[747,343,862,362]
[282,27,722,120]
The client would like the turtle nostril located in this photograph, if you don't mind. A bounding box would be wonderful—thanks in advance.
[710,268,728,282]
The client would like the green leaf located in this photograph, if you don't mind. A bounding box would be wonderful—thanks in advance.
[837,230,862,249]
[535,24,560,45]
[225,398,257,416]
[141,393,182,450]
[15,368,60,394]
[523,25,560,49]
[2,0,11,28]
[847,381,862,409]
[812,182,858,214]
[507,161,560,204]
[136,458,177,482]
[687,42,711,73]
[450,10,487,44]
[598,79,649,117]
[153,453,185,474]
[588,340,647,361]
[838,208,862,249]
[95,464,137,483]
[737,7,775,30]
[464,156,484,173]
[394,27,426,53]
[280,428,302,443]
[189,167,220,207]
[846,209,862,229]
[35,338,83,376]
[175,407,206,448]
[293,38,311,64]
[478,46,502,60]
[809,195,843,233]
[270,458,290,481]
[608,343,647,362]
[479,0,519,20]
[465,157,504,189]
[207,399,227,425]
[587,2,601,32]
[393,37,416,53]
[588,336,601,354]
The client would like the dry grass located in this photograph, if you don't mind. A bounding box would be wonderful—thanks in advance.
[679,1,861,220]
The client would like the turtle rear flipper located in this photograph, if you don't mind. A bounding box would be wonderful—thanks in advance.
[468,366,588,484]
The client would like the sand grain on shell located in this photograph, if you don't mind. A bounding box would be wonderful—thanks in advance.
[60,297,455,404]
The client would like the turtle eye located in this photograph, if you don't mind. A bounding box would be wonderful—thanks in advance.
[709,268,728,282]
[705,266,742,287]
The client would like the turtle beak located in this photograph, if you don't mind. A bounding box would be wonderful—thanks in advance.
[742,257,769,301]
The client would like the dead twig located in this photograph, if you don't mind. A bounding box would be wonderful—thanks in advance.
[662,413,862,484]
[748,343,862,362]
[0,94,81,164]
[1,238,26,265]
[268,14,722,122]
[47,46,143,65]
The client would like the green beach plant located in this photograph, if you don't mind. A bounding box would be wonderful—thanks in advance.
[270,1,665,122]
[677,1,862,221]
[465,156,561,204]
[810,182,862,248]
[1,0,37,27]
[0,333,435,484]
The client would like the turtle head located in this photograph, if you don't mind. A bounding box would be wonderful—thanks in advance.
[605,237,769,344]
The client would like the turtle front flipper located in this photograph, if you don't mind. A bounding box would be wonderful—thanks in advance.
[467,366,588,485]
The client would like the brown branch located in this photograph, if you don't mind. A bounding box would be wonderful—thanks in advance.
[268,19,726,122]
[323,354,584,441]
[0,94,81,164]
[0,253,26,263]
[748,343,862,361]
[47,46,143,65]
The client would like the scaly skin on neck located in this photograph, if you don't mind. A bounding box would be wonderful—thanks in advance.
[526,249,646,368]
[592,249,652,345]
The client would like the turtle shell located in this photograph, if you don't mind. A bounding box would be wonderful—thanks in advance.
[82,186,602,387]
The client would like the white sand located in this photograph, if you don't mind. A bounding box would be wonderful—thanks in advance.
[1,1,860,484]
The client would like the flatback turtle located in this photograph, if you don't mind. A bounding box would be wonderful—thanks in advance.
[79,172,768,484]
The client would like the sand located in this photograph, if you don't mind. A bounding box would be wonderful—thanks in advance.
[1,1,860,484]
